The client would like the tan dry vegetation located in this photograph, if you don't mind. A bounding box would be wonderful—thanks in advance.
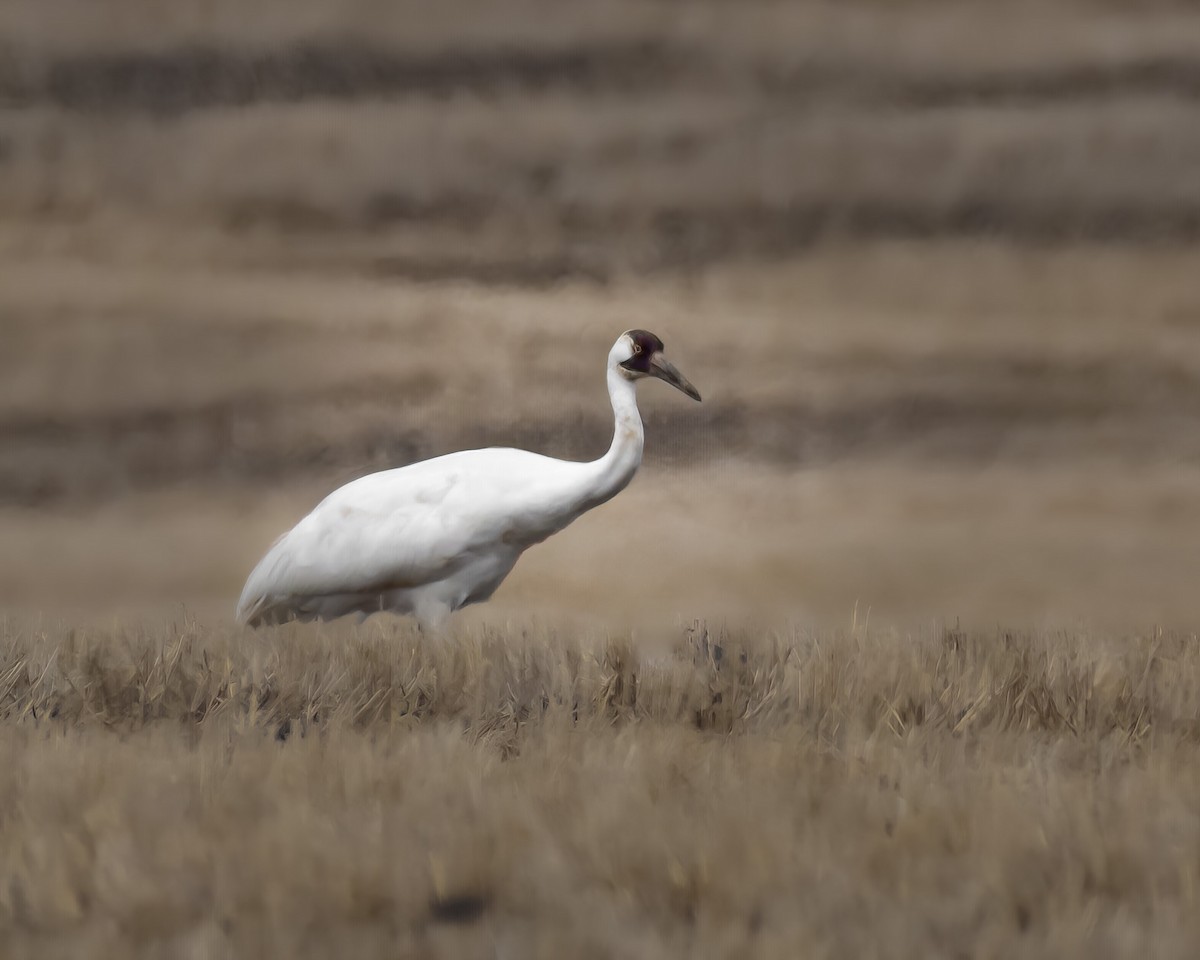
[6,0,1200,955]
[5,0,1200,265]
[1,620,1199,958]
[6,241,1200,631]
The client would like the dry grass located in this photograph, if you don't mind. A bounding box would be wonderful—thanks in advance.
[6,1,1200,954]
[1,619,1199,958]
[6,240,1200,632]
[5,0,1200,268]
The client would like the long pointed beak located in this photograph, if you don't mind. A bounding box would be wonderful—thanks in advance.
[649,353,702,401]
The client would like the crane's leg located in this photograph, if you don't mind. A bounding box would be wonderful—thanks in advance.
[413,597,452,636]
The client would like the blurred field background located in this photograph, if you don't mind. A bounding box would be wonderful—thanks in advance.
[4,0,1200,955]
[5,0,1200,631]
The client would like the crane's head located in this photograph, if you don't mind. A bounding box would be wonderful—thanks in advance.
[614,330,702,401]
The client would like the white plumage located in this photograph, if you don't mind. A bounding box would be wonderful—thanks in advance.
[236,330,700,629]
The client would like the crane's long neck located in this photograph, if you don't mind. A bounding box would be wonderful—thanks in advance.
[575,365,643,512]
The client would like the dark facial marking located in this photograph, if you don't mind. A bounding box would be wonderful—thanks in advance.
[620,329,665,373]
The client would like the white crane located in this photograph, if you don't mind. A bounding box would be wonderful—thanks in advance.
[236,330,701,630]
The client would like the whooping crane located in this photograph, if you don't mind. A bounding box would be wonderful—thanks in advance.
[236,330,701,630]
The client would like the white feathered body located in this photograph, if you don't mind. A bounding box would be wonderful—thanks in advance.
[236,332,696,630]
[236,444,627,627]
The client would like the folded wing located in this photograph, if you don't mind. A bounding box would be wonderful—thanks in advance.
[236,464,479,623]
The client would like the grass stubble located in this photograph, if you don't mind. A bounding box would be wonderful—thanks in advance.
[0,617,1197,959]
[6,1,1200,956]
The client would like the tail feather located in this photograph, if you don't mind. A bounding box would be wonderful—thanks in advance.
[236,592,312,627]
[235,590,273,627]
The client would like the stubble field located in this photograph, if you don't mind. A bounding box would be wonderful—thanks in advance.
[4,1,1200,956]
